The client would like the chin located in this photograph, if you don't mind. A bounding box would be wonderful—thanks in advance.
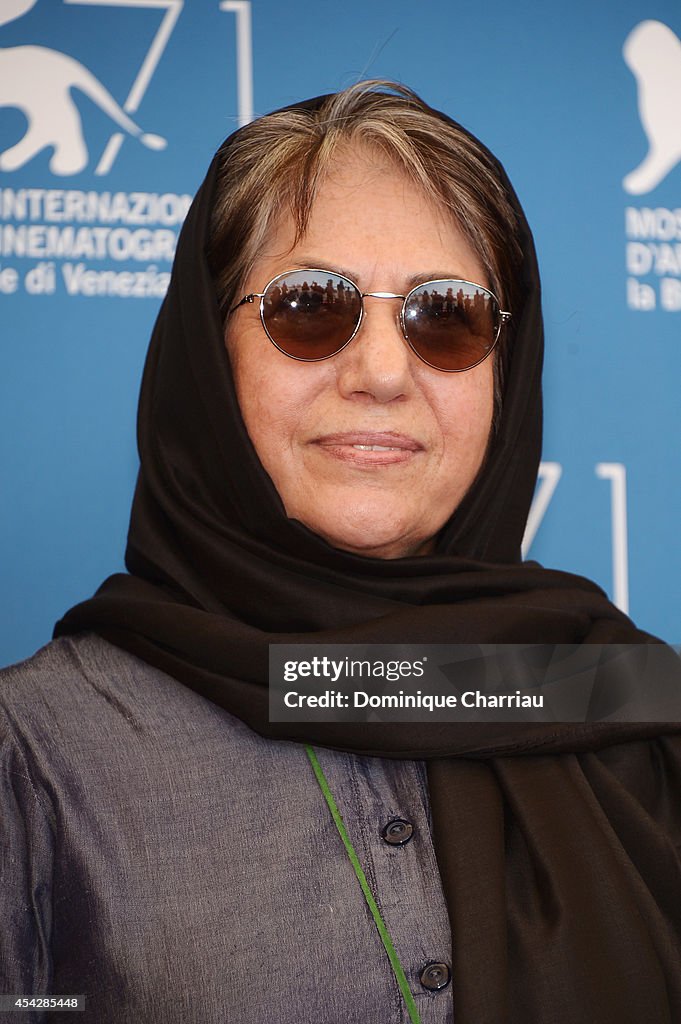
[308,515,433,560]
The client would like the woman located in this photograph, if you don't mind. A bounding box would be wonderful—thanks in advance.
[1,81,680,1024]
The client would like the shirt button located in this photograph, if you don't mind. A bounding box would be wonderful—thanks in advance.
[419,962,451,992]
[381,818,414,846]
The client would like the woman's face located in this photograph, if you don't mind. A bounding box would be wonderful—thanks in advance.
[226,149,494,559]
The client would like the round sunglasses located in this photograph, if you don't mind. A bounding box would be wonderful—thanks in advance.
[230,268,511,372]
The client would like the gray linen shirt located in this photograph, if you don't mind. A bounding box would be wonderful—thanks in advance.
[0,634,453,1023]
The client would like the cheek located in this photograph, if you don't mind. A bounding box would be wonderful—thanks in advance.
[227,334,314,469]
[231,350,286,458]
[436,368,495,471]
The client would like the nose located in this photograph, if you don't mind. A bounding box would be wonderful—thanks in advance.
[334,294,413,403]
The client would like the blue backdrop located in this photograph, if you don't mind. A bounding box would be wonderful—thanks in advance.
[2,0,679,664]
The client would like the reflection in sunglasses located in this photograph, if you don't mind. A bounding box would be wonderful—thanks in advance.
[245,267,509,371]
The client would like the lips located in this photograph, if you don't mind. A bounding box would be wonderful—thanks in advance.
[312,431,424,465]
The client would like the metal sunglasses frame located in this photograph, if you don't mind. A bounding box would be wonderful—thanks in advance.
[229,268,512,372]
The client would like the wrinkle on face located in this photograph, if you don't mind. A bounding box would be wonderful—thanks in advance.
[226,147,494,559]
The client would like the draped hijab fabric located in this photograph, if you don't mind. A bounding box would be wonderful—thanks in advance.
[55,94,681,1022]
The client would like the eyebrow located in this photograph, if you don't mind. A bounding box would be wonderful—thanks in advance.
[289,258,473,291]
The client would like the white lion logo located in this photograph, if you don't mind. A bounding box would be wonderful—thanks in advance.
[0,0,166,175]
[623,20,681,195]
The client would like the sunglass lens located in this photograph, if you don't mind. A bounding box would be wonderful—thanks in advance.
[262,271,361,360]
[403,282,498,371]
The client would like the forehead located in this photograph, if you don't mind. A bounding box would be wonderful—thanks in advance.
[247,148,488,291]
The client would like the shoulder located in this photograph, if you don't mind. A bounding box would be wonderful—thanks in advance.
[1,631,184,710]
[0,633,276,793]
[0,634,124,764]
[0,630,235,722]
[0,633,188,744]
[1,631,151,703]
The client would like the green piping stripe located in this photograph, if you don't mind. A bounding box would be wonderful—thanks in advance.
[304,744,422,1024]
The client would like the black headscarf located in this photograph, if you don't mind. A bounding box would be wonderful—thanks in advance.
[56,92,681,1022]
